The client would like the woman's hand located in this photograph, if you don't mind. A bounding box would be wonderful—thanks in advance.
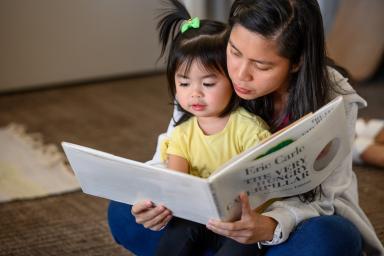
[206,192,277,244]
[131,200,173,231]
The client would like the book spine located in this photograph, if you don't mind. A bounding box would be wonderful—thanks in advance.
[207,182,223,219]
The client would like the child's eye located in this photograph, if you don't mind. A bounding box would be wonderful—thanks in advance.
[178,83,189,87]
[203,83,215,87]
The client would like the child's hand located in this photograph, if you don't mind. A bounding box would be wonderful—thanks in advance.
[206,192,277,244]
[131,200,173,231]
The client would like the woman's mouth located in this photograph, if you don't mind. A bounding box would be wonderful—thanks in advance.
[234,84,252,95]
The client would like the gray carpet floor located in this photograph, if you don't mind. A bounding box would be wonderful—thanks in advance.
[0,73,382,255]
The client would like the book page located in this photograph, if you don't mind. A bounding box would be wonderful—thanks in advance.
[209,96,349,220]
[211,96,344,178]
[62,143,219,224]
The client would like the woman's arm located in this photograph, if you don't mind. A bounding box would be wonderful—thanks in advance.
[250,71,366,244]
[208,96,363,245]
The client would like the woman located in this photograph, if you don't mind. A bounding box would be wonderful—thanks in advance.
[108,0,383,255]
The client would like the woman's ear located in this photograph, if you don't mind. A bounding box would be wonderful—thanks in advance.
[291,57,303,73]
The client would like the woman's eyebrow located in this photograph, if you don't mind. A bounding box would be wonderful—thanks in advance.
[228,40,241,53]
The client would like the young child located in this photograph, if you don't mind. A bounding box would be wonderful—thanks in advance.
[155,0,270,254]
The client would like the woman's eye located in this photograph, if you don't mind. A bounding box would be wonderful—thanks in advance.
[254,63,270,71]
[231,49,241,57]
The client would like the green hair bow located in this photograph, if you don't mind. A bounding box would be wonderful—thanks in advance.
[181,17,200,34]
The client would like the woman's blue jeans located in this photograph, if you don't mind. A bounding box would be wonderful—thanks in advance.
[108,201,362,256]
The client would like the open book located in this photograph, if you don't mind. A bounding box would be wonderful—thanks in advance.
[62,96,350,224]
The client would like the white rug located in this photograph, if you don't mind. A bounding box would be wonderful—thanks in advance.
[0,123,80,203]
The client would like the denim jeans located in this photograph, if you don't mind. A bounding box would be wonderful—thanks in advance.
[108,201,362,256]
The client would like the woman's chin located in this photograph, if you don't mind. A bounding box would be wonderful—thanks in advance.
[235,92,257,100]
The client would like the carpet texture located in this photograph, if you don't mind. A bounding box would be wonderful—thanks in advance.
[0,192,130,256]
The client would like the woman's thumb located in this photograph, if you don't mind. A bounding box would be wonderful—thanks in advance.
[240,192,252,217]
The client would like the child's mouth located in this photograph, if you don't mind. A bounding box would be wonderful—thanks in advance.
[191,104,206,111]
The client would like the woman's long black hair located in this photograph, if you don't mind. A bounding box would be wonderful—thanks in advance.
[157,0,239,126]
[229,0,347,202]
[229,0,342,129]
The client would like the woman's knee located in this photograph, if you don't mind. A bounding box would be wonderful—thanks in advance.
[108,201,135,244]
[107,201,164,256]
[265,215,362,256]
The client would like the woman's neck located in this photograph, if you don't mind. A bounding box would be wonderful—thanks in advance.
[272,77,290,117]
[197,115,230,135]
[273,90,289,118]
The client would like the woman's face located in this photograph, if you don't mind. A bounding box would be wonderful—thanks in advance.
[227,24,293,100]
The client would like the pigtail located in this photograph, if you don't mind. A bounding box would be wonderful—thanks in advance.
[157,0,191,59]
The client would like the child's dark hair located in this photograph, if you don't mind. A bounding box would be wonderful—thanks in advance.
[229,0,346,130]
[157,0,239,126]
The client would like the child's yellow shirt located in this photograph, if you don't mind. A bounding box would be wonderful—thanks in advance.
[162,107,271,178]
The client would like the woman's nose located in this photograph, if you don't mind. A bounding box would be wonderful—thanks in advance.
[238,62,252,81]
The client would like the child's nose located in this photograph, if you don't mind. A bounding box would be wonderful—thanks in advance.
[191,88,203,98]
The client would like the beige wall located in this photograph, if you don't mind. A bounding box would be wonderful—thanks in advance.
[0,0,164,92]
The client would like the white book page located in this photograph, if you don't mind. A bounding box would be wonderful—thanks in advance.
[62,143,219,224]
[209,96,349,219]
[210,96,344,180]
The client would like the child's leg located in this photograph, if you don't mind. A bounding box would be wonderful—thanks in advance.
[156,217,208,256]
[214,237,264,256]
[156,217,264,256]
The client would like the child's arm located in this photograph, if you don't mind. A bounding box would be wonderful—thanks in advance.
[167,154,189,174]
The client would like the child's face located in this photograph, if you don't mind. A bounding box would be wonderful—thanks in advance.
[175,60,233,119]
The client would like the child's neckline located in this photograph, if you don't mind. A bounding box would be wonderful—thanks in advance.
[194,112,233,136]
